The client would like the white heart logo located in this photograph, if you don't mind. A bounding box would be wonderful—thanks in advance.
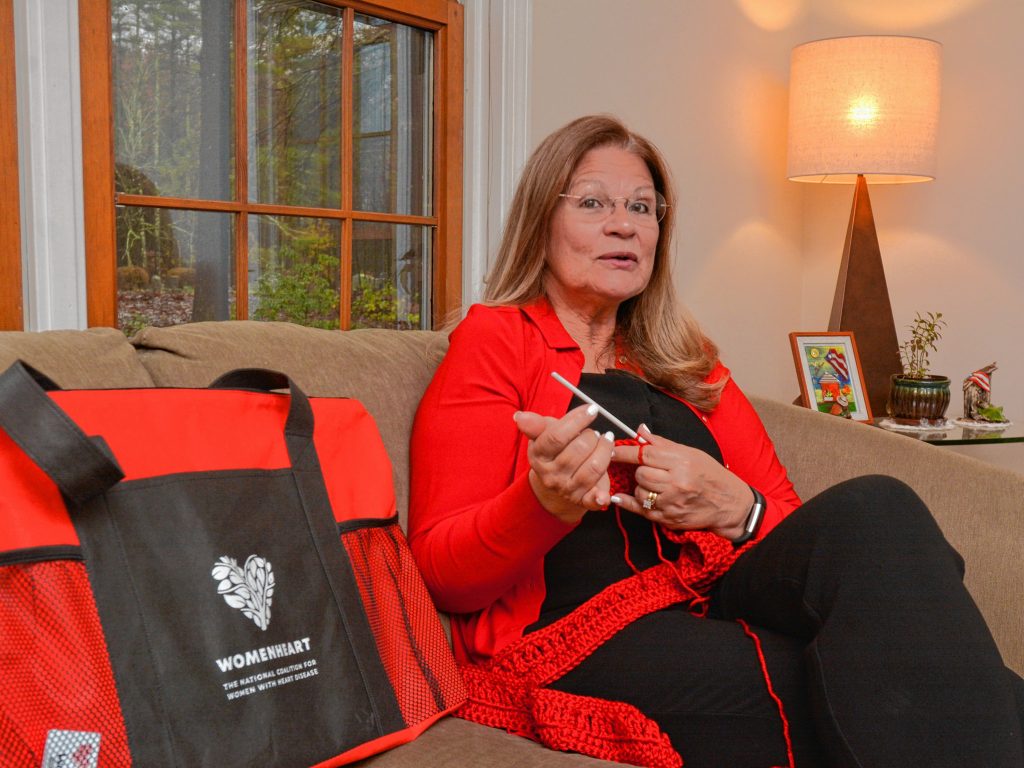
[211,555,275,631]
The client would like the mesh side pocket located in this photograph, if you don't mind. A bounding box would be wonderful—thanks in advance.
[0,559,130,767]
[340,524,466,726]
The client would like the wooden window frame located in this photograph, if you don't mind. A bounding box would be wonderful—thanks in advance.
[79,0,462,329]
[0,0,23,330]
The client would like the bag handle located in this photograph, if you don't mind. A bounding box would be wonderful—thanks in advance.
[0,363,320,503]
[0,361,125,504]
[210,367,291,392]
[210,367,316,468]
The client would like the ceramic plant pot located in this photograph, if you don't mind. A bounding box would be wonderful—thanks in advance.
[887,374,951,425]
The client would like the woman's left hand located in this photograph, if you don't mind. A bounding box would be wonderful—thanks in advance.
[612,424,754,540]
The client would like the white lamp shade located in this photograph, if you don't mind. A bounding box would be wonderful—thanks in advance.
[787,35,942,184]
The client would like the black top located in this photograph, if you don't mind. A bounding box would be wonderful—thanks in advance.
[529,371,723,630]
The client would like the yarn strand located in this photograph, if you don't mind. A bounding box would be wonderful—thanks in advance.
[738,619,796,768]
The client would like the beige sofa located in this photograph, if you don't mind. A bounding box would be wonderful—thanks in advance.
[3,320,1023,768]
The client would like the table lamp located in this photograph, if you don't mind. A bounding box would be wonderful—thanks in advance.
[787,35,942,417]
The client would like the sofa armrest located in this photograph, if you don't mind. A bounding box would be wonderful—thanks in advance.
[751,396,1024,674]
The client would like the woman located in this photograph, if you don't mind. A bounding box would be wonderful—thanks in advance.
[409,115,1023,768]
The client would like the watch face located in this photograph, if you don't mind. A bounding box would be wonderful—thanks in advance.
[734,488,766,544]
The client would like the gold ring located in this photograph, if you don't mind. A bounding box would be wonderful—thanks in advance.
[642,490,659,511]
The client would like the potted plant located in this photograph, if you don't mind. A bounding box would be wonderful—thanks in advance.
[887,311,951,425]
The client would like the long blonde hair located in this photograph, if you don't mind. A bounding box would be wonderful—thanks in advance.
[483,115,725,411]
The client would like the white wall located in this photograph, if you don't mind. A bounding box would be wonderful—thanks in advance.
[530,0,1023,473]
[531,0,804,403]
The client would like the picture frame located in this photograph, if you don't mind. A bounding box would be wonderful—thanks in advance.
[789,332,873,422]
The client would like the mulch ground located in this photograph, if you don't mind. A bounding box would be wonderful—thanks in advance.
[118,290,195,330]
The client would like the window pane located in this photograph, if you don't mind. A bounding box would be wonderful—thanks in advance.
[113,1,235,201]
[353,15,433,216]
[249,215,341,328]
[249,1,343,208]
[116,207,236,334]
[352,222,430,329]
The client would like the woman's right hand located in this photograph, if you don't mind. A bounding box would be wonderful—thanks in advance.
[513,404,615,524]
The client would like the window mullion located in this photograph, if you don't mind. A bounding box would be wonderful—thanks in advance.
[339,6,356,330]
[235,0,249,320]
[433,0,463,326]
[81,0,117,328]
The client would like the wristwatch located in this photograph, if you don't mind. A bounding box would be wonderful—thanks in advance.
[731,486,766,545]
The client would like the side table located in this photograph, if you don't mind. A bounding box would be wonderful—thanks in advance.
[873,419,1024,446]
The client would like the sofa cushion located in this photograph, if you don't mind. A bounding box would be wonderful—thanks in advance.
[132,321,448,526]
[351,718,618,767]
[0,328,154,388]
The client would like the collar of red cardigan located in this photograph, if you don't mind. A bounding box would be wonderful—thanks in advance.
[519,296,580,351]
[516,297,730,386]
[518,296,647,376]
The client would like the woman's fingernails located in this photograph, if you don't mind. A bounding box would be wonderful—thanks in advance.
[610,495,622,505]
[602,431,614,442]
[513,411,522,422]
[586,404,599,417]
[637,423,651,443]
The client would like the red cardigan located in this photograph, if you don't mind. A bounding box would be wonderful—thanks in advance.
[409,299,801,664]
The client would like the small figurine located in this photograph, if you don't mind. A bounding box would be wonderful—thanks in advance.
[962,363,1008,422]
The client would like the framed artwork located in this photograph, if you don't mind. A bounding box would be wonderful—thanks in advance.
[789,332,873,422]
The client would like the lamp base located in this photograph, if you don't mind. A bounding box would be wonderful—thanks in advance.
[829,175,903,418]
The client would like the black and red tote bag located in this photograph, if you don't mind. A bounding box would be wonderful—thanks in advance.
[0,362,464,767]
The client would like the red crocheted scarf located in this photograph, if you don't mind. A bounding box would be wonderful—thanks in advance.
[455,445,795,768]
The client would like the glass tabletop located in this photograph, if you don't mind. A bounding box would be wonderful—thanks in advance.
[873,418,1024,445]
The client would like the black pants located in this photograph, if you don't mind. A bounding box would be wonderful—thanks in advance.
[549,475,1024,767]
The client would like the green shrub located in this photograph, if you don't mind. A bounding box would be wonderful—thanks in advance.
[252,251,340,330]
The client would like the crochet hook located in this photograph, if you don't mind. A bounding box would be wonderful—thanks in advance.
[550,371,639,439]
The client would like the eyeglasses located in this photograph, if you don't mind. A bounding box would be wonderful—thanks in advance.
[558,184,669,224]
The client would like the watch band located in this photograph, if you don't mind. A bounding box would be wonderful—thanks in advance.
[731,485,766,545]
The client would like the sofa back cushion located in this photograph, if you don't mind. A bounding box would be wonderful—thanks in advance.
[132,321,448,526]
[0,328,154,388]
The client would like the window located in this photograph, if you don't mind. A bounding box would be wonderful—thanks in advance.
[79,0,462,331]
[0,0,22,330]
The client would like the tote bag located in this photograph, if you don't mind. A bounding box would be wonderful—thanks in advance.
[0,362,464,767]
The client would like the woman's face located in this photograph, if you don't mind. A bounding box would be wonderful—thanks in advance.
[544,145,659,317]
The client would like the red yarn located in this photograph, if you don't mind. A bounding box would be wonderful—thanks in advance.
[456,439,793,766]
[738,619,796,768]
[460,666,682,768]
[607,445,636,497]
[615,508,641,575]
